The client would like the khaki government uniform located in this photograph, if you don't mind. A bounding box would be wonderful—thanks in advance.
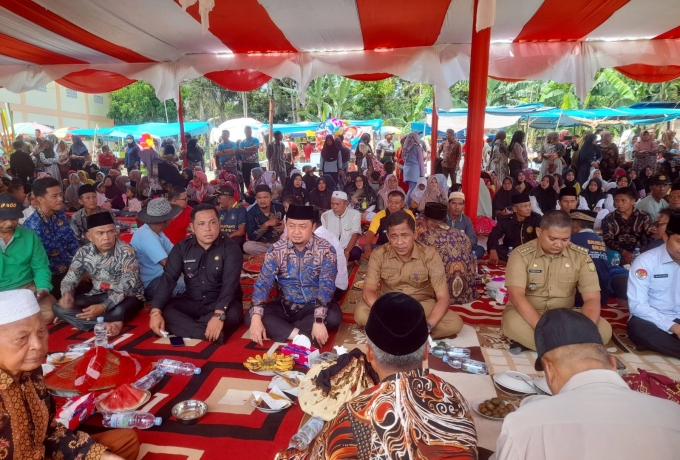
[355,241,463,338]
[502,239,613,350]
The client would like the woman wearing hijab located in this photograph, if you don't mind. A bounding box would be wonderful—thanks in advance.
[39,139,61,183]
[281,172,309,205]
[401,133,426,201]
[434,173,449,197]
[69,135,88,170]
[529,175,558,216]
[187,171,214,206]
[478,176,493,218]
[563,168,581,195]
[538,132,566,179]
[488,131,510,182]
[513,169,533,194]
[523,168,539,188]
[632,130,658,173]
[492,177,519,216]
[355,133,373,169]
[320,134,343,184]
[598,131,619,181]
[64,172,82,211]
[77,170,94,186]
[508,130,528,174]
[603,175,632,212]
[308,175,334,212]
[348,174,378,214]
[103,175,125,210]
[248,167,264,193]
[580,178,606,212]
[418,175,447,212]
[95,171,106,184]
[575,134,601,185]
[56,139,71,180]
[185,138,205,170]
[343,171,359,194]
[559,129,579,168]
[377,174,404,210]
[657,130,679,179]
[408,177,428,210]
[179,168,193,189]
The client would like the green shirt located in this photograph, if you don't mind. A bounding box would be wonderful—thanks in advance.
[0,226,52,292]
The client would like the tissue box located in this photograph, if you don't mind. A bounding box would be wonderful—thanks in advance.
[281,344,319,368]
[494,288,509,305]
[55,392,96,430]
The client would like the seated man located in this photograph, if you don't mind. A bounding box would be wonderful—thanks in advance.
[496,309,680,460]
[7,183,26,207]
[163,186,193,245]
[0,289,139,460]
[447,191,485,258]
[282,292,478,459]
[246,205,342,346]
[570,210,610,306]
[70,184,128,246]
[312,210,348,301]
[635,174,670,220]
[244,184,285,256]
[668,182,680,211]
[627,213,680,359]
[215,185,246,248]
[601,187,651,265]
[362,190,414,260]
[502,210,612,351]
[357,210,462,338]
[418,202,477,305]
[320,191,362,262]
[23,177,80,298]
[0,193,56,323]
[487,194,542,264]
[150,204,243,343]
[131,198,185,301]
[557,186,579,213]
[53,212,145,336]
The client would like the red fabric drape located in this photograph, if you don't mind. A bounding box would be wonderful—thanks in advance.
[614,64,680,83]
[514,0,631,42]
[205,69,272,92]
[356,0,450,49]
[346,73,394,81]
[0,32,83,65]
[56,70,136,93]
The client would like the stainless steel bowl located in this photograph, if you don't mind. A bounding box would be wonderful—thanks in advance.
[172,400,208,425]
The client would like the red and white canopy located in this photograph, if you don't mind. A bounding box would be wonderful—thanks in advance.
[0,0,678,108]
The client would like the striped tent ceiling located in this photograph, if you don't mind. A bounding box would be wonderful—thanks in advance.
[0,0,678,109]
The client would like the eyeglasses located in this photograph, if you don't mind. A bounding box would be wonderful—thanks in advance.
[653,221,668,227]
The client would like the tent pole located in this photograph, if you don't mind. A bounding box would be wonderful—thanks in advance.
[178,87,187,168]
[463,0,491,222]
[431,94,438,175]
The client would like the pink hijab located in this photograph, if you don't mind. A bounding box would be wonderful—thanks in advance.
[378,174,404,205]
[190,171,209,202]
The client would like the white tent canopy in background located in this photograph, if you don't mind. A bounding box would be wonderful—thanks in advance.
[426,113,520,132]
[209,118,263,144]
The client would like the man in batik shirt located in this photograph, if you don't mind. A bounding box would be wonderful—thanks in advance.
[70,184,129,245]
[53,212,144,336]
[246,205,342,347]
[601,187,652,265]
[418,202,477,305]
[277,292,478,460]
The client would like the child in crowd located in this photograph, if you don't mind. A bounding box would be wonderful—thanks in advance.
[95,181,112,210]
[271,184,283,202]
[19,192,37,225]
[302,165,318,191]
[368,171,382,192]
[120,186,142,216]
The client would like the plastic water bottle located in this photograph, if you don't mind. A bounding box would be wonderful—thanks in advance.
[632,247,641,263]
[101,411,162,429]
[94,317,108,348]
[611,253,620,267]
[444,347,471,359]
[131,369,167,391]
[507,246,514,256]
[472,253,479,284]
[289,416,325,450]
[157,359,201,376]
[460,358,488,375]
[66,342,113,353]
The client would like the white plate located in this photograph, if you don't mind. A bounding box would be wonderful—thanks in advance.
[46,352,83,366]
[268,371,305,397]
[492,371,537,394]
[471,398,518,421]
[41,363,55,375]
[249,369,276,377]
[533,376,552,395]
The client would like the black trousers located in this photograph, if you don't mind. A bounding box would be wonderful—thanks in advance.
[52,293,144,331]
[162,295,243,344]
[50,273,92,300]
[244,301,342,343]
[611,273,629,301]
[347,246,362,262]
[627,316,680,359]
[242,162,259,189]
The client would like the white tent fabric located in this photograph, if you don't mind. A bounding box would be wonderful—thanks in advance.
[426,113,520,132]
[209,118,263,144]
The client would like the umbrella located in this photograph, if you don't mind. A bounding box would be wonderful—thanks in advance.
[53,127,79,139]
[380,126,403,135]
[13,122,54,136]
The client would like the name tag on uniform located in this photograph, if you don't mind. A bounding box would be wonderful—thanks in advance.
[528,269,542,273]
[654,274,669,278]
[184,259,196,263]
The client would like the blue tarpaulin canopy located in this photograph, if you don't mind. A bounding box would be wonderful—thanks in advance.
[71,121,214,139]
[528,107,680,129]
[260,119,383,138]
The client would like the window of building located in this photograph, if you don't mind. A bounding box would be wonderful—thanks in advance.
[35,86,47,93]
[93,95,104,104]
[66,89,78,99]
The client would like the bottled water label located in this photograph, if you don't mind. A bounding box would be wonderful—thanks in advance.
[106,413,128,428]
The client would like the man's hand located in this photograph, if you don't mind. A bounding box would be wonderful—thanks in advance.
[264,217,278,228]
[205,314,224,342]
[149,309,166,337]
[36,289,49,300]
[76,304,106,320]
[621,250,633,265]
[101,453,125,460]
[488,249,500,265]
[670,323,680,340]
[312,323,329,346]
[344,247,351,261]
[59,293,74,310]
[249,315,268,346]
[274,222,285,233]
[362,246,372,260]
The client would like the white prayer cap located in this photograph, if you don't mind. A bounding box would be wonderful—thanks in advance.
[332,191,348,200]
[0,290,40,325]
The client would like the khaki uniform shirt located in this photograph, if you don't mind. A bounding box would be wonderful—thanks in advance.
[365,241,447,302]
[504,239,600,311]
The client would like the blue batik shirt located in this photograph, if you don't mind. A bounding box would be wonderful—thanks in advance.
[23,209,79,275]
[238,138,260,163]
[251,234,338,320]
[216,140,238,167]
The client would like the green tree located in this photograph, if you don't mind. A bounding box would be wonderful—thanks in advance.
[107,81,180,124]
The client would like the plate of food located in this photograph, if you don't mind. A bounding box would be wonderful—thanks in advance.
[353,279,365,290]
[268,371,305,397]
[251,387,292,413]
[46,352,83,366]
[533,376,552,395]
[243,255,265,273]
[244,353,295,376]
[492,371,537,394]
[96,384,151,413]
[471,398,517,420]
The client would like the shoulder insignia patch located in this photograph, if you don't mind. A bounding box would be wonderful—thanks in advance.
[635,269,647,280]
[569,243,589,255]
[587,262,596,272]
[517,244,536,255]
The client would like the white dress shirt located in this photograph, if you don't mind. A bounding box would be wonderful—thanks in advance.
[321,207,361,250]
[314,225,349,291]
[628,243,680,334]
[495,369,680,460]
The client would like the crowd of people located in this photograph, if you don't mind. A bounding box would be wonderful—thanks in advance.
[1,124,679,460]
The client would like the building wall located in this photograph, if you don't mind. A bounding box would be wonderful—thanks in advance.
[0,82,114,129]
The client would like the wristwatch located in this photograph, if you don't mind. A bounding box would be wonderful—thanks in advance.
[213,312,226,322]
[426,321,434,332]
[315,317,325,324]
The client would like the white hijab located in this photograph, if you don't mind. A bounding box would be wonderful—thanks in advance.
[478,178,493,217]
[409,177,428,205]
